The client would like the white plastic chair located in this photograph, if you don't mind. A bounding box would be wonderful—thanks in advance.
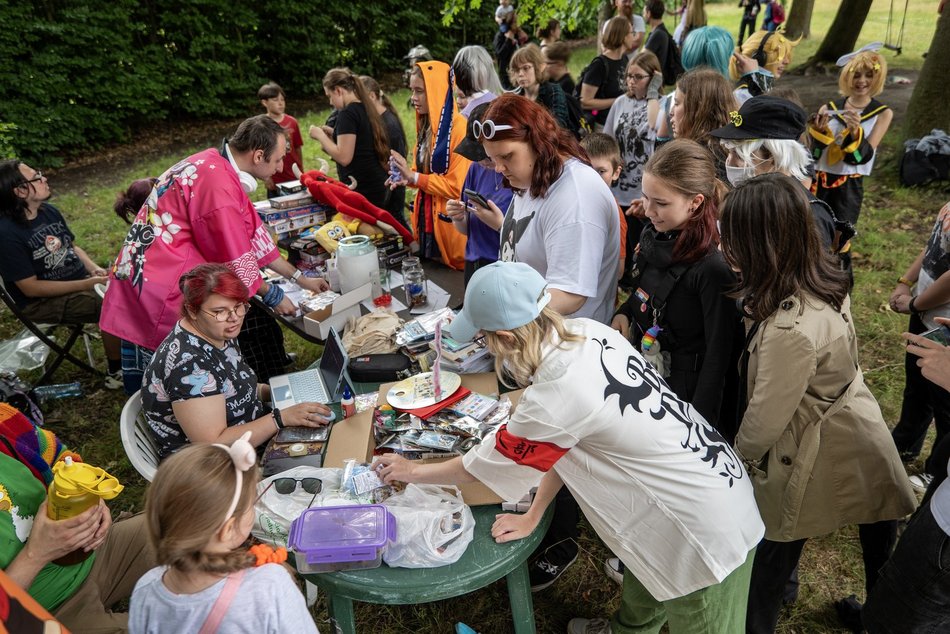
[120,392,159,481]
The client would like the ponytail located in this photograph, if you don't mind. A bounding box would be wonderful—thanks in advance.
[325,67,390,167]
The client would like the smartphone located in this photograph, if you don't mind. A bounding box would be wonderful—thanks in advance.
[463,188,490,209]
[920,325,950,346]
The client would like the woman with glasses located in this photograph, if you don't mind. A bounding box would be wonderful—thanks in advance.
[508,44,572,132]
[141,264,331,459]
[603,50,662,282]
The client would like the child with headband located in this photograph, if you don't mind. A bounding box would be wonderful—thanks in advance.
[129,433,318,633]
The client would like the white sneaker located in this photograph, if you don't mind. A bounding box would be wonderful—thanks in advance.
[104,370,123,390]
[567,618,612,634]
[603,557,624,585]
[909,473,934,493]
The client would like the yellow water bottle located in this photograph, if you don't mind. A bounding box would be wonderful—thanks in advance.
[47,457,123,565]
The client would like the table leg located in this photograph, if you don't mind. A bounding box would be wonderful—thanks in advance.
[326,592,357,634]
[506,561,537,634]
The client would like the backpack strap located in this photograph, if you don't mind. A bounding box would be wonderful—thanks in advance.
[197,569,247,634]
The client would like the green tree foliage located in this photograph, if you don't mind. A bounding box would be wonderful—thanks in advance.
[0,0,496,164]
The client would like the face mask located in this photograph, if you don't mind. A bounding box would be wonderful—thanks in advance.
[726,164,757,187]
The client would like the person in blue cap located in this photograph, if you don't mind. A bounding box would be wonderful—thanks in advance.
[375,261,764,634]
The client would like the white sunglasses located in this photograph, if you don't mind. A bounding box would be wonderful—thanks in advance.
[472,119,514,140]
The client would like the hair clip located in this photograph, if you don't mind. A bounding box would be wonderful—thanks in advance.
[213,431,255,526]
[248,543,287,567]
[729,111,743,127]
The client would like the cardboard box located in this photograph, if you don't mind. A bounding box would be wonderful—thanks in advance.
[323,373,513,506]
[302,284,372,340]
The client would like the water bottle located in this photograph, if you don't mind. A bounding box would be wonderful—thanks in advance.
[33,382,83,402]
[47,457,123,564]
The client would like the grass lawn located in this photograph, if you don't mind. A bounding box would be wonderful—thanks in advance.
[5,1,949,631]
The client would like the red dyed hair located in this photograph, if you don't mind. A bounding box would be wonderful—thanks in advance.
[480,93,588,198]
[644,139,725,264]
[178,264,249,318]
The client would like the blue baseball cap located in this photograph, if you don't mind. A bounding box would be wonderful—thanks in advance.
[447,262,552,342]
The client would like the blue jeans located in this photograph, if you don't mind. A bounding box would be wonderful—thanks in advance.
[863,500,950,633]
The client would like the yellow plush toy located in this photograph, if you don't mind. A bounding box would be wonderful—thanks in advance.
[331,213,383,239]
[315,220,351,253]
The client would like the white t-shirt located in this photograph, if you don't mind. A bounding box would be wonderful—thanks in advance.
[129,564,319,634]
[463,319,764,601]
[498,159,620,325]
[604,94,656,205]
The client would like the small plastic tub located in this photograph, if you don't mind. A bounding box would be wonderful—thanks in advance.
[288,504,397,573]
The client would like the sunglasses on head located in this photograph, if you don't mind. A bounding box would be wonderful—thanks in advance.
[472,119,514,140]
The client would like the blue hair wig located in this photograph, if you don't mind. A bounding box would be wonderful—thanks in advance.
[681,26,734,78]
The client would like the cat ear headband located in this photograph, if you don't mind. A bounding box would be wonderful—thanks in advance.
[213,431,256,526]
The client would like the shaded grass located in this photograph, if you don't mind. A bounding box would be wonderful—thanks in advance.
[4,2,948,631]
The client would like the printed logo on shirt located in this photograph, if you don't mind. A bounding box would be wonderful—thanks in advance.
[499,210,536,262]
[594,337,745,487]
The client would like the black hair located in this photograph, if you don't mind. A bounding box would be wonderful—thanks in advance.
[0,159,31,226]
[257,82,284,101]
[229,115,284,162]
[646,0,665,19]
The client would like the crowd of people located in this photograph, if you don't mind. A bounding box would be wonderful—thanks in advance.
[0,2,947,633]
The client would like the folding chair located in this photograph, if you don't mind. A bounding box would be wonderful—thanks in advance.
[0,278,100,385]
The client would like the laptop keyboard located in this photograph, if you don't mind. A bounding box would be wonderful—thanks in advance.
[288,371,328,403]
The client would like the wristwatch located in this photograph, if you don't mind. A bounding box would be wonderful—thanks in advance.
[291,270,303,282]
[272,408,285,430]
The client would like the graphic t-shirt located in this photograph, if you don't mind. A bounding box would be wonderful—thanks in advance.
[334,102,389,209]
[604,94,657,205]
[0,204,88,307]
[462,319,763,602]
[0,452,93,611]
[498,159,619,324]
[141,323,265,458]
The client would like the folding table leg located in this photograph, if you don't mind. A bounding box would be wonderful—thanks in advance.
[506,560,537,634]
[326,593,357,634]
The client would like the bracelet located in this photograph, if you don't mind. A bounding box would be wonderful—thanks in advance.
[898,276,915,287]
[291,269,303,281]
[910,296,920,314]
[272,408,284,430]
[262,283,285,309]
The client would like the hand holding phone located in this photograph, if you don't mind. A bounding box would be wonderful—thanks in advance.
[464,188,490,209]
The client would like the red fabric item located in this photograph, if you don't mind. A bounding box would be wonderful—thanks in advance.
[397,386,471,419]
[272,115,304,185]
[300,170,414,245]
[494,424,568,472]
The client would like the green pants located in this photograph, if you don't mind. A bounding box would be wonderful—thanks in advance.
[610,548,755,634]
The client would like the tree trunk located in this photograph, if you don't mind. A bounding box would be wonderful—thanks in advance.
[804,0,873,66]
[904,8,950,141]
[784,0,815,40]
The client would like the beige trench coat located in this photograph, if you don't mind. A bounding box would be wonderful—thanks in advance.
[736,293,916,542]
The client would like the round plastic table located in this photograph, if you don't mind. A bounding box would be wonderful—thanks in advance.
[303,503,554,633]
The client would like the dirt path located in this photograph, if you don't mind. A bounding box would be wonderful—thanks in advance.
[47,67,919,193]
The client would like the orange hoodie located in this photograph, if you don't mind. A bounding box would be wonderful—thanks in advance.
[411,61,471,271]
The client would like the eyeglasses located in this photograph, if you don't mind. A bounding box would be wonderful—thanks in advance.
[472,119,514,140]
[201,302,250,322]
[19,170,45,186]
[512,64,535,75]
[626,73,650,82]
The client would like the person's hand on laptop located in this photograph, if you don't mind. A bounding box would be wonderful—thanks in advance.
[281,402,334,426]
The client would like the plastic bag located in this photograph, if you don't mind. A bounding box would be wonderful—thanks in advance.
[0,329,50,373]
[252,466,348,548]
[382,484,474,568]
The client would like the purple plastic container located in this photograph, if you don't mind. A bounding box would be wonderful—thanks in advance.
[288,504,397,573]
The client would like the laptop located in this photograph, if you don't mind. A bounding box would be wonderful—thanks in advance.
[269,327,351,422]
